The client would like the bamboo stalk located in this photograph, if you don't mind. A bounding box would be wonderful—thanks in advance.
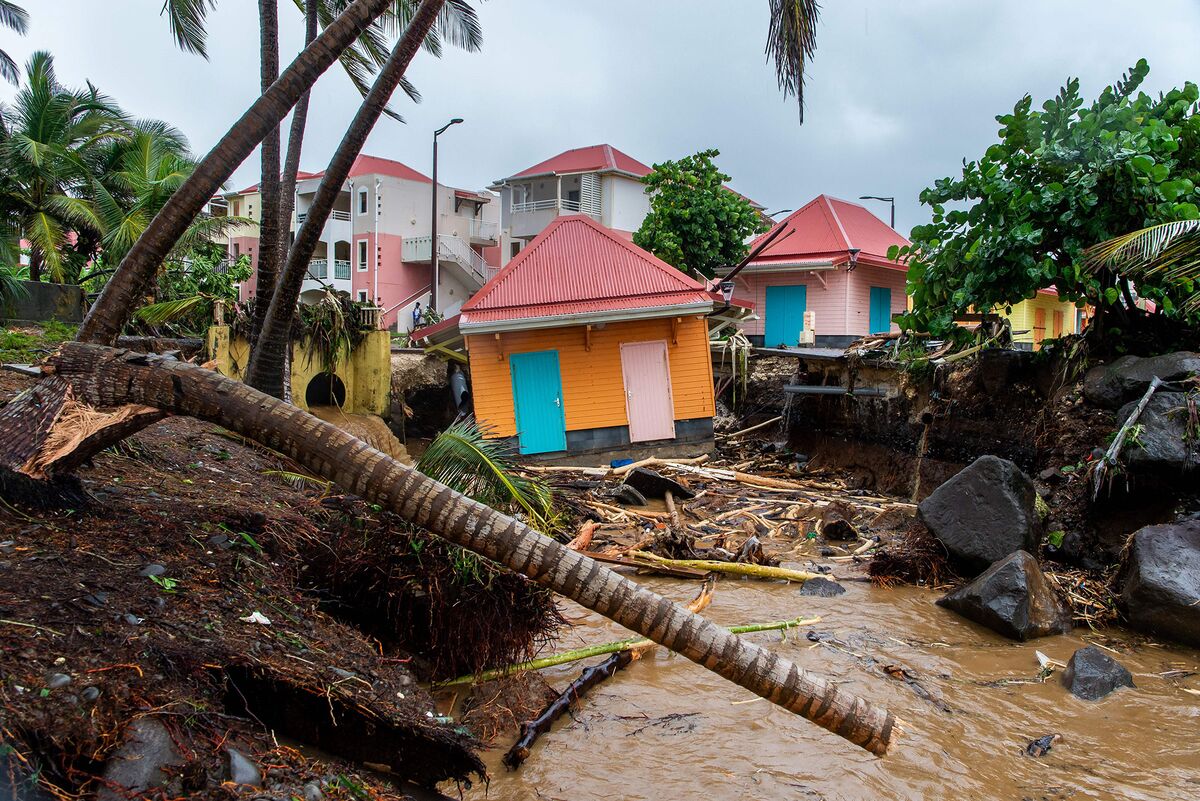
[1092,376,1163,499]
[610,454,711,476]
[436,615,821,688]
[719,415,784,441]
[629,551,823,583]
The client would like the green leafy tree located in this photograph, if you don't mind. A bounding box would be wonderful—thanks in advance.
[633,149,769,279]
[895,59,1200,336]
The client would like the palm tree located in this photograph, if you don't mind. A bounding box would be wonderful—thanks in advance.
[77,0,401,343]
[767,0,820,118]
[89,121,249,267]
[0,1,28,85]
[1084,220,1200,314]
[244,0,482,397]
[10,341,896,756]
[0,52,127,282]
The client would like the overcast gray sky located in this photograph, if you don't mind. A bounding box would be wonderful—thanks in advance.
[3,1,1198,233]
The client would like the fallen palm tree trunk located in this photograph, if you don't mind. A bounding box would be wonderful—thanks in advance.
[629,551,823,583]
[3,345,896,756]
[438,615,821,688]
[503,578,716,769]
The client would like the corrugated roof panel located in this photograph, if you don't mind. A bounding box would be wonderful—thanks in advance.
[749,195,910,269]
[509,144,652,179]
[461,215,712,324]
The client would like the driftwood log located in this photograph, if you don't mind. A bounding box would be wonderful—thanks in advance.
[0,345,897,756]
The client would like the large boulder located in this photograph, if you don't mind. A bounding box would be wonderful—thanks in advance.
[917,455,1041,574]
[1082,352,1200,409]
[1117,392,1199,474]
[97,718,185,801]
[1062,645,1135,700]
[936,550,1073,641]
[1120,520,1200,647]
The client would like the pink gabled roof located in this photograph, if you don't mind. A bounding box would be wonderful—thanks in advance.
[347,154,430,183]
[505,144,652,180]
[748,195,910,271]
[460,214,713,327]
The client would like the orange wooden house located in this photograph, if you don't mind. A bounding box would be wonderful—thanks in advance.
[414,215,723,457]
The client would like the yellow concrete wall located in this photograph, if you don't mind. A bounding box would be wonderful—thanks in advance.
[206,325,390,415]
[466,315,715,439]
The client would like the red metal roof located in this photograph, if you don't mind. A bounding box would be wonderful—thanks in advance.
[506,144,652,180]
[460,215,713,327]
[748,195,910,271]
[347,154,430,183]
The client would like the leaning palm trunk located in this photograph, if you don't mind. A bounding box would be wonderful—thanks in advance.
[245,0,447,397]
[77,0,399,345]
[250,0,284,343]
[275,0,321,282]
[19,342,896,756]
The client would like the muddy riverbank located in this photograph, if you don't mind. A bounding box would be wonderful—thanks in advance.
[461,574,1200,801]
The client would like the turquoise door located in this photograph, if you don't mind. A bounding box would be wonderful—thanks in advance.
[509,350,567,454]
[869,287,892,334]
[764,285,807,346]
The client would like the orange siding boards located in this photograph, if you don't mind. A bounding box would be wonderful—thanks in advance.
[468,316,715,439]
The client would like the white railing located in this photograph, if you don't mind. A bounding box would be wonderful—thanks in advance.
[402,234,498,286]
[468,218,499,242]
[509,197,597,216]
[333,259,351,280]
[307,259,328,280]
[297,209,352,225]
[355,305,381,330]
[510,198,560,214]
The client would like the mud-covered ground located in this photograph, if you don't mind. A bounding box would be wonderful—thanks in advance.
[0,370,514,800]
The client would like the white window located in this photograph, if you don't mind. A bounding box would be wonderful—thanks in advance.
[357,290,368,303]
[358,187,368,216]
[358,240,368,271]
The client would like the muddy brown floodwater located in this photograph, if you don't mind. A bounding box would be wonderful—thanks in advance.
[454,574,1200,801]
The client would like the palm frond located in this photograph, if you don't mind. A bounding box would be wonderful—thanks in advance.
[261,468,333,492]
[0,48,18,85]
[160,0,217,58]
[417,419,557,529]
[134,294,207,325]
[765,0,820,122]
[1083,220,1200,312]
[0,1,29,35]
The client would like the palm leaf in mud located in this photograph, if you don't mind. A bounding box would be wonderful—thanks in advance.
[417,419,556,530]
[261,468,332,493]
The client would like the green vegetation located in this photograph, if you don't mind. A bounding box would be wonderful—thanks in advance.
[0,319,76,363]
[634,149,769,279]
[896,60,1200,338]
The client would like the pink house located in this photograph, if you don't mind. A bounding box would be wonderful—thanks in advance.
[733,195,910,348]
[228,155,501,331]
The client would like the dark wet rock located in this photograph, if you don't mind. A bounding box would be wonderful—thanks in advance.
[81,686,100,702]
[45,673,71,690]
[1025,733,1061,757]
[123,613,144,626]
[1038,467,1062,483]
[98,717,184,801]
[621,467,695,500]
[1082,351,1200,409]
[1062,646,1135,700]
[918,456,1041,574]
[226,747,262,787]
[303,782,324,801]
[82,592,109,608]
[798,577,846,597]
[819,501,860,541]
[1120,520,1200,647]
[138,564,166,577]
[936,550,1072,641]
[606,484,647,506]
[1116,392,1199,475]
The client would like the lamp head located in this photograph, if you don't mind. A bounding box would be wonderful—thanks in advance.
[719,280,736,302]
[847,247,861,271]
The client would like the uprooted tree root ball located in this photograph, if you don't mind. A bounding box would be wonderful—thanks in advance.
[283,495,564,680]
[868,521,957,589]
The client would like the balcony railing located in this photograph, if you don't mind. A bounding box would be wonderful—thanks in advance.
[510,198,596,215]
[307,259,328,280]
[402,234,498,286]
[297,209,352,225]
[333,259,351,280]
[468,218,499,243]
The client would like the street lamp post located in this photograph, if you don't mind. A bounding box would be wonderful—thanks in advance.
[859,195,895,229]
[430,117,464,313]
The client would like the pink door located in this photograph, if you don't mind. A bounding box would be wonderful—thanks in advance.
[621,340,676,442]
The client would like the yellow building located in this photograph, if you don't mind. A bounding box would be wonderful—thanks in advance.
[997,289,1082,350]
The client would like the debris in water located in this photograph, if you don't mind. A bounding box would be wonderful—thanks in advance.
[1025,733,1062,757]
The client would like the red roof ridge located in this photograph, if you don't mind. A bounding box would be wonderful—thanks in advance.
[820,195,855,251]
